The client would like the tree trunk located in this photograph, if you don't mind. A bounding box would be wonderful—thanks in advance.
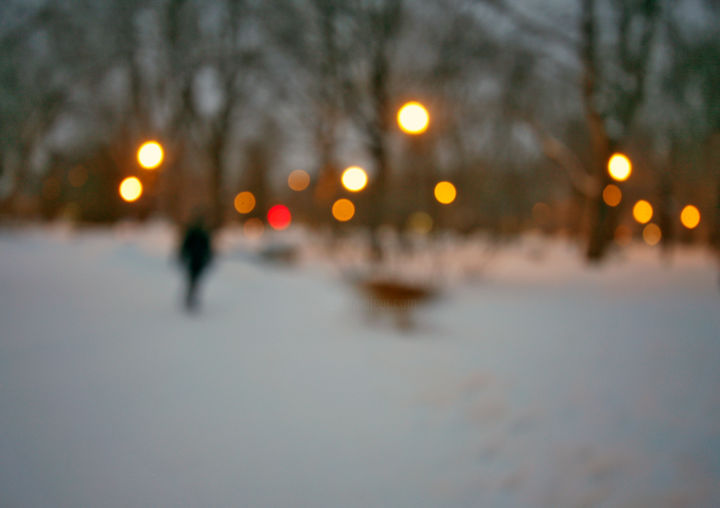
[581,0,659,261]
[368,130,389,261]
[208,136,226,230]
[709,133,720,252]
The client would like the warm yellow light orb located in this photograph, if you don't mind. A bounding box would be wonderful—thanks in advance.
[331,198,355,222]
[608,153,631,182]
[397,101,429,134]
[434,181,457,205]
[632,200,653,224]
[137,141,164,169]
[234,191,256,214]
[680,205,701,229]
[602,184,622,207]
[119,177,143,202]
[341,166,368,192]
[642,223,662,246]
[288,169,310,191]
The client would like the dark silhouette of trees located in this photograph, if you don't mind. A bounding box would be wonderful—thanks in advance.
[0,0,718,261]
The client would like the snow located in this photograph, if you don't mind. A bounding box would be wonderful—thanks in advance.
[1,223,719,507]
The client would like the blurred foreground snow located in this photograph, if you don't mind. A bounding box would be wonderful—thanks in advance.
[1,223,719,507]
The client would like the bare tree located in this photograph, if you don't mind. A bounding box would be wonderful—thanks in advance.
[189,0,262,228]
[661,0,720,249]
[466,0,662,260]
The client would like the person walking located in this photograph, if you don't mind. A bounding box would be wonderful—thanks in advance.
[178,216,213,311]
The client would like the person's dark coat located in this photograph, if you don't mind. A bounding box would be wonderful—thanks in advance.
[179,221,212,309]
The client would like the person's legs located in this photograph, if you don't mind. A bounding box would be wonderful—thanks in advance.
[185,269,200,310]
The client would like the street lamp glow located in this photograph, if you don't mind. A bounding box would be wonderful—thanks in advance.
[341,166,368,192]
[643,223,662,246]
[288,169,310,191]
[119,177,143,202]
[267,204,292,230]
[434,181,457,205]
[602,184,622,207]
[137,141,164,169]
[608,153,631,182]
[680,205,701,229]
[332,198,355,222]
[632,200,653,224]
[397,101,429,134]
[234,191,256,214]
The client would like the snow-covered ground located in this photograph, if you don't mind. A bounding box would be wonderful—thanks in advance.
[1,223,719,508]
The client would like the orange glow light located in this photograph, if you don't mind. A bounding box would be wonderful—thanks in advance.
[680,205,701,229]
[434,181,457,205]
[341,166,368,192]
[288,170,310,192]
[267,204,292,230]
[119,177,143,202]
[332,198,355,222]
[602,184,622,207]
[137,141,164,169]
[643,223,662,246]
[234,191,256,214]
[397,101,429,134]
[632,200,653,224]
[608,153,632,182]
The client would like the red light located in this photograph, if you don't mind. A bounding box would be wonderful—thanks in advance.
[267,204,292,230]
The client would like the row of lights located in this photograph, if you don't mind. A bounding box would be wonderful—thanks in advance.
[120,116,704,245]
[603,153,702,234]
[606,152,704,247]
[233,167,457,227]
[603,186,700,230]
[118,141,165,202]
[234,101,436,231]
[119,101,431,206]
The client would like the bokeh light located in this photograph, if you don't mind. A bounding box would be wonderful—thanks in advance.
[341,166,368,192]
[614,225,632,246]
[680,205,701,229]
[119,177,143,202]
[632,200,653,224]
[607,153,632,182]
[288,169,310,192]
[243,218,264,239]
[434,181,457,205]
[137,141,164,169]
[331,198,355,222]
[602,184,622,207]
[267,204,292,230]
[642,223,662,246]
[407,211,433,234]
[234,191,256,214]
[397,101,429,134]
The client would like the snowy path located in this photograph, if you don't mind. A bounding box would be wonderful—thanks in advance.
[1,226,719,507]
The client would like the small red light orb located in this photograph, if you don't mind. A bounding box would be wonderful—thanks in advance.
[267,204,292,230]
